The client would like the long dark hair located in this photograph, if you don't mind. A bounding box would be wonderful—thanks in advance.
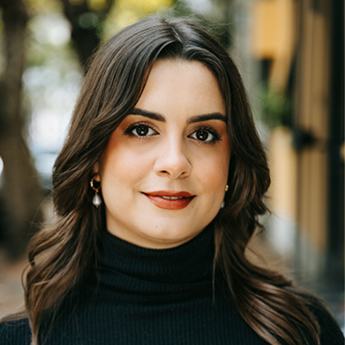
[24,17,320,345]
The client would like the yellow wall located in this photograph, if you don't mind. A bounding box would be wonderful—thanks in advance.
[251,0,297,89]
[253,0,333,253]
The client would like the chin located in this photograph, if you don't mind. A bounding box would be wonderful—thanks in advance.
[141,225,202,246]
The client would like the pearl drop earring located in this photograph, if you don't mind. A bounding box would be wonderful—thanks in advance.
[90,175,102,208]
[221,185,229,209]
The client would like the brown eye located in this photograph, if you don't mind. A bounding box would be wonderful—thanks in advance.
[125,123,158,138]
[195,130,210,141]
[189,127,221,144]
[191,129,214,142]
[128,124,157,137]
[135,125,149,136]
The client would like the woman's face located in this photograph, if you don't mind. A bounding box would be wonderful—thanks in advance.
[97,59,230,248]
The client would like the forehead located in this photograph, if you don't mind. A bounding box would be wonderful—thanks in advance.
[135,59,226,118]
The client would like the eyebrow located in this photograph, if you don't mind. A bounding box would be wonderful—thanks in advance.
[187,113,227,124]
[131,108,165,122]
[131,108,227,124]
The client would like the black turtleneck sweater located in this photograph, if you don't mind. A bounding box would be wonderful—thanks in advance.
[1,225,343,344]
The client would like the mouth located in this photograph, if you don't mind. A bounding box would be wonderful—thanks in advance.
[142,191,195,210]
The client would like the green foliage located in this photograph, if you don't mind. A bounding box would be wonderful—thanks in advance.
[258,83,291,129]
[24,0,61,16]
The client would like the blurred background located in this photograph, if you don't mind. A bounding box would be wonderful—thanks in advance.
[0,0,343,329]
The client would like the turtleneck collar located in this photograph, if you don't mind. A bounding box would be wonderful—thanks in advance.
[97,222,215,284]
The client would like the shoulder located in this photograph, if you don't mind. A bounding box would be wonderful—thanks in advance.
[288,288,344,345]
[306,295,344,345]
[0,318,31,345]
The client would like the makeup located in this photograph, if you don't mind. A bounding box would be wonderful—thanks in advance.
[143,191,195,210]
[99,59,230,248]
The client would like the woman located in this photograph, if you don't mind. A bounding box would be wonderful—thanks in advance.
[1,16,343,345]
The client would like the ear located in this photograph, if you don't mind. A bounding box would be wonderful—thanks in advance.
[92,162,101,181]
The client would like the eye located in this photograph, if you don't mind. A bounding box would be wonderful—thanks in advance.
[133,125,156,137]
[192,129,213,141]
[190,128,219,142]
[124,123,158,137]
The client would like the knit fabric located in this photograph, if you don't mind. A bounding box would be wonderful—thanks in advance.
[1,224,344,344]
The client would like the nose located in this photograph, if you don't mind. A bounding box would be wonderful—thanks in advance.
[154,138,191,179]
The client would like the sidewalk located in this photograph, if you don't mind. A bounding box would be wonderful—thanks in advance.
[0,197,54,319]
[0,253,26,319]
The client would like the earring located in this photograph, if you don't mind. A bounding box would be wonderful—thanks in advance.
[221,185,229,209]
[90,175,102,208]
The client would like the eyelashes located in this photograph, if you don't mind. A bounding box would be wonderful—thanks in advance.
[189,126,221,143]
[124,122,222,144]
[124,122,158,138]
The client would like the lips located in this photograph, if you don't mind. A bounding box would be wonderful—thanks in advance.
[142,190,195,210]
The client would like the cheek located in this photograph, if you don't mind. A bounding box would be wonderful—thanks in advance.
[195,156,229,194]
[100,143,152,187]
[201,144,230,188]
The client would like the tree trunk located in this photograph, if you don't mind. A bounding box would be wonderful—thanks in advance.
[0,0,44,258]
[59,0,115,72]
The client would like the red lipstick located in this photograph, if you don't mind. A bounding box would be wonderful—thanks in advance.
[143,191,195,210]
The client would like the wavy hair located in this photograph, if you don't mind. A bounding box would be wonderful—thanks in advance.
[23,17,320,345]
